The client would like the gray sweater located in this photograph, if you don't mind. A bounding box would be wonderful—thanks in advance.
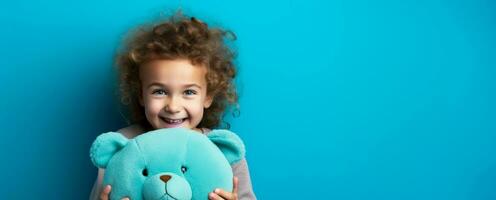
[89,124,257,200]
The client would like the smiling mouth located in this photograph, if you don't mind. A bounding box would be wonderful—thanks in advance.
[161,117,187,125]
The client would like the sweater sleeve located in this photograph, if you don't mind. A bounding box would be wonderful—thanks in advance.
[232,158,257,200]
[88,168,104,200]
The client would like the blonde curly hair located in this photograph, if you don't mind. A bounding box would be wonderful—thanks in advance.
[115,12,239,129]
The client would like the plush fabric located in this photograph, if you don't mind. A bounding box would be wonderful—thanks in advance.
[90,128,245,200]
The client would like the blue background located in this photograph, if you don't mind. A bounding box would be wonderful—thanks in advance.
[1,0,495,199]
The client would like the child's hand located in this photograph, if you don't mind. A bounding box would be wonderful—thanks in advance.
[208,176,239,200]
[100,185,130,200]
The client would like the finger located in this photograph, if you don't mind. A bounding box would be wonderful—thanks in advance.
[100,185,111,200]
[121,198,130,200]
[214,188,233,200]
[209,192,224,200]
[233,176,239,194]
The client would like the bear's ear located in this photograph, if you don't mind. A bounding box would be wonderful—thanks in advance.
[208,130,246,165]
[90,132,129,168]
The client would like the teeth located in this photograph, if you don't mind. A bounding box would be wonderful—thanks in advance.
[163,118,184,124]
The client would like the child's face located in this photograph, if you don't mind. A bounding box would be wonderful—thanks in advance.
[139,59,213,131]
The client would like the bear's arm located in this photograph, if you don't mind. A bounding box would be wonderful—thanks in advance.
[232,158,257,200]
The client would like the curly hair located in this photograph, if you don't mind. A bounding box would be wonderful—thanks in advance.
[115,12,239,129]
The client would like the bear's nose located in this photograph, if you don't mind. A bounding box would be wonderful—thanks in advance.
[160,175,171,183]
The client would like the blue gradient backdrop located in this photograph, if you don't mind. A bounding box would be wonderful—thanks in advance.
[1,0,495,199]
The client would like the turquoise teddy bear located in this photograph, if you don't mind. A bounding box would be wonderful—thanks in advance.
[90,128,245,200]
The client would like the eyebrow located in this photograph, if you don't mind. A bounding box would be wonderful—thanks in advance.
[147,82,202,89]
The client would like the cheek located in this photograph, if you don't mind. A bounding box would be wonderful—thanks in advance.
[191,100,206,112]
[144,99,163,116]
[186,100,205,117]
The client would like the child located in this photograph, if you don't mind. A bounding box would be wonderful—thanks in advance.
[89,12,257,200]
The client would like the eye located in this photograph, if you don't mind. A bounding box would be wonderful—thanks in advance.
[142,168,148,176]
[152,89,167,96]
[181,166,187,173]
[184,89,197,96]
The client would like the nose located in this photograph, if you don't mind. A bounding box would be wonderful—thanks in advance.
[165,96,181,113]
[160,175,171,183]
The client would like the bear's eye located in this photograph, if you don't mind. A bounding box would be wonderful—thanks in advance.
[181,166,187,173]
[142,168,148,176]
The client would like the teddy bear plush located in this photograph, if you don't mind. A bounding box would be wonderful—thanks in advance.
[90,128,245,200]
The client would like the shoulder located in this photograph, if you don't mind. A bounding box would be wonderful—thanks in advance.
[116,124,147,139]
[201,128,212,134]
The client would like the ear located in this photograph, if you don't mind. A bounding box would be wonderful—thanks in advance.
[90,132,129,168]
[208,130,246,165]
[203,94,214,108]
